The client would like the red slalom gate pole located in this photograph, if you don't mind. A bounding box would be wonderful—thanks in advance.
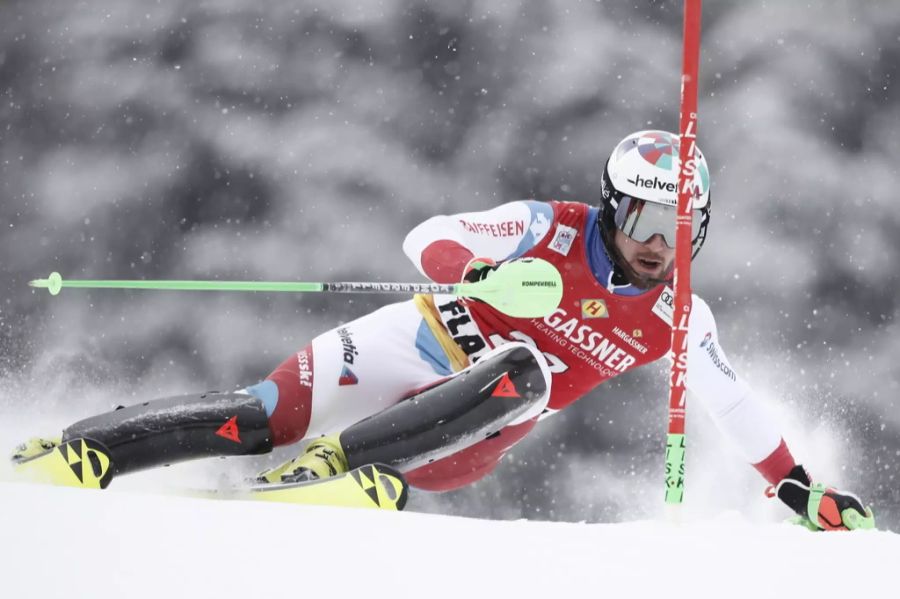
[665,0,703,508]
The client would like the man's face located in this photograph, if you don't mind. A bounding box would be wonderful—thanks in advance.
[612,229,675,289]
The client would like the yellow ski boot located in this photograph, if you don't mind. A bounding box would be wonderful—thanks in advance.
[257,436,348,484]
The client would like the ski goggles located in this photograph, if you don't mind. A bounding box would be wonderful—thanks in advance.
[613,195,705,248]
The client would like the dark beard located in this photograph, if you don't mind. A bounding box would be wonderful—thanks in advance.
[620,260,674,289]
[599,222,672,289]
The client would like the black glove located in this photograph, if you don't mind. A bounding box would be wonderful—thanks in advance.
[774,464,875,531]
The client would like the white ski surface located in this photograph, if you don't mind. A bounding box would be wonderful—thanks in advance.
[1,481,896,599]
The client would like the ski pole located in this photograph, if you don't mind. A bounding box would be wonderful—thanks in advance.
[29,257,563,319]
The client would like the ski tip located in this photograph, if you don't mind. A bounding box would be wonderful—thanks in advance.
[13,437,115,489]
[29,272,63,296]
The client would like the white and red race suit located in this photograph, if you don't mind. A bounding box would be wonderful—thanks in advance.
[250,200,796,491]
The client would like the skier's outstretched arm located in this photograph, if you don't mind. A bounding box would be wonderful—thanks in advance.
[685,297,874,530]
[402,200,554,283]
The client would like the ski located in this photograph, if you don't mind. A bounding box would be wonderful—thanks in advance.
[13,437,409,511]
[189,464,409,511]
[13,437,115,489]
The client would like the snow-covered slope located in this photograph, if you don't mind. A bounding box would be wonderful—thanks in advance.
[1,481,896,599]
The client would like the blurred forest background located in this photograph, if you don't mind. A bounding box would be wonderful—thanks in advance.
[2,0,899,529]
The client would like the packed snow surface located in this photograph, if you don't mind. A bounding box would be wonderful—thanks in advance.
[1,481,896,599]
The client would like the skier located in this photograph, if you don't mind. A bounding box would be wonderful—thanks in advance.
[13,130,874,530]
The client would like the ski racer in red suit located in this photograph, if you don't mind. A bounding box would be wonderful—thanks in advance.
[13,131,874,530]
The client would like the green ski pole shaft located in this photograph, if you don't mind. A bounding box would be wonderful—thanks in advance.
[28,258,564,319]
[29,274,452,296]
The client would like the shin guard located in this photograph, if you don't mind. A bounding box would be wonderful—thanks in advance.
[63,391,273,476]
[340,343,549,472]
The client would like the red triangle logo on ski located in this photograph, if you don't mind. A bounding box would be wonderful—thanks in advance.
[215,416,241,443]
[491,372,519,398]
[339,365,358,386]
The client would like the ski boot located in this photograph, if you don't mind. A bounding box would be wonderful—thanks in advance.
[257,436,348,484]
